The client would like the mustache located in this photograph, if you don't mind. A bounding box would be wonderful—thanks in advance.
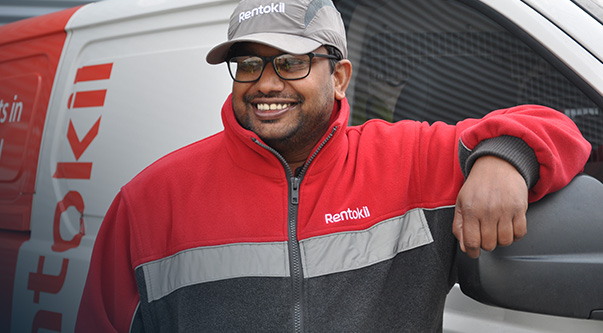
[243,92,304,104]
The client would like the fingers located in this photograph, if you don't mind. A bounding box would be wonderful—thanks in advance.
[453,205,482,258]
[497,218,514,247]
[513,214,527,241]
[453,155,529,258]
[462,216,483,259]
[454,210,527,259]
[452,208,464,251]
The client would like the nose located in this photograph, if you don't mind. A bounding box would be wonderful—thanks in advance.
[255,61,285,94]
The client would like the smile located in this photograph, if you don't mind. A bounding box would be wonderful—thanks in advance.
[256,103,293,111]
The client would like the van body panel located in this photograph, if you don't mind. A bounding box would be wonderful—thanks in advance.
[0,7,80,46]
[524,0,603,62]
[5,1,236,331]
[0,8,79,332]
[0,7,79,231]
[0,0,601,331]
[481,0,603,97]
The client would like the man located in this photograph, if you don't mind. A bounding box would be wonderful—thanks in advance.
[76,0,591,331]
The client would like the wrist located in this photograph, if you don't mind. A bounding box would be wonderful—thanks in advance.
[460,135,539,188]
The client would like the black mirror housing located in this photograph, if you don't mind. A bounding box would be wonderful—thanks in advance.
[457,175,603,320]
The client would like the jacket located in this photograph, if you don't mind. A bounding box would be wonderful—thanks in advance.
[76,96,591,332]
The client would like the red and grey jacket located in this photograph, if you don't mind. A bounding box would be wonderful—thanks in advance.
[76,96,590,332]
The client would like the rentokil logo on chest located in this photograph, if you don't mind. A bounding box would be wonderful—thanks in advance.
[325,206,371,224]
[239,2,286,23]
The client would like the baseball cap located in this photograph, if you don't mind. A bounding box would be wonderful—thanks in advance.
[206,0,347,64]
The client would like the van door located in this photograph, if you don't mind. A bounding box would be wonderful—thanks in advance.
[335,0,603,331]
[0,7,79,332]
[5,1,237,331]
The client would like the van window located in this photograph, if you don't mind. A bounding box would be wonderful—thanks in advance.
[336,0,603,182]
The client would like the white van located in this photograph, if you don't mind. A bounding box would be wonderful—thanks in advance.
[0,0,601,332]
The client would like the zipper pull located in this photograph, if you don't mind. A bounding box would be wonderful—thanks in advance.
[290,177,300,204]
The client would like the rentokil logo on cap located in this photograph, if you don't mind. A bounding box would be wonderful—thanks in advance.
[206,0,347,64]
[239,2,286,23]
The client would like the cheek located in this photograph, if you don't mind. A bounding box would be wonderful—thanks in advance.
[296,74,333,103]
[231,86,249,119]
[231,83,244,105]
[305,77,334,110]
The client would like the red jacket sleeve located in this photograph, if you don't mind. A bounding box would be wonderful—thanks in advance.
[76,191,140,332]
[458,104,591,201]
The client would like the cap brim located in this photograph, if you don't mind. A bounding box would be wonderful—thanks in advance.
[206,32,322,64]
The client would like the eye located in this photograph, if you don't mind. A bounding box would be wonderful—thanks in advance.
[276,55,309,72]
[237,57,263,73]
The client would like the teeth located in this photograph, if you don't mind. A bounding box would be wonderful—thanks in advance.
[257,103,291,111]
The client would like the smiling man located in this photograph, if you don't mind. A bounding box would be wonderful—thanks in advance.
[76,0,591,332]
[229,42,349,170]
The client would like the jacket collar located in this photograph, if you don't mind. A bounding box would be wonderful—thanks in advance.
[221,94,350,177]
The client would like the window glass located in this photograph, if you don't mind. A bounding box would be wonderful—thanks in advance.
[336,0,603,182]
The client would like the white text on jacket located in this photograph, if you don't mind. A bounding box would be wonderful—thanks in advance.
[325,206,371,224]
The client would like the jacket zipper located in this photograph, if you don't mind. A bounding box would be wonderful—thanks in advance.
[251,126,337,332]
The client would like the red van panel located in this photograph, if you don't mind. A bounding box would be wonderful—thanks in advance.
[0,7,80,332]
[0,7,79,231]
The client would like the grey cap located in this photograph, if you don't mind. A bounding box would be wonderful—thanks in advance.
[206,0,347,64]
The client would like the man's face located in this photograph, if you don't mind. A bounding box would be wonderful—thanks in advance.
[231,43,335,154]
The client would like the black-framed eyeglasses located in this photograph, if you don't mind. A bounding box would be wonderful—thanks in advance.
[227,52,340,83]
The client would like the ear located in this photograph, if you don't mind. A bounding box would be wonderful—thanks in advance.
[332,59,352,101]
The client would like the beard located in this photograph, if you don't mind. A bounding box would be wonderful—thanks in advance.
[237,89,334,157]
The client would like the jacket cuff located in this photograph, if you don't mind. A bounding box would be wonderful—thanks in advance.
[459,135,540,189]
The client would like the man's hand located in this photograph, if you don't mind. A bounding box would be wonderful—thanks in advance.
[453,155,529,258]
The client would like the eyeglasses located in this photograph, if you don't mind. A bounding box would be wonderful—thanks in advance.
[227,52,340,83]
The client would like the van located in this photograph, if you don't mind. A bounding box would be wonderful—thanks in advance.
[0,0,601,332]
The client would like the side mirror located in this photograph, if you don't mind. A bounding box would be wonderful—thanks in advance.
[457,174,603,320]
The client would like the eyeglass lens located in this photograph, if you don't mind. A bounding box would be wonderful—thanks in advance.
[228,54,312,82]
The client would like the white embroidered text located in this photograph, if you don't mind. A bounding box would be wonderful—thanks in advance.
[325,206,371,224]
[239,3,285,23]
